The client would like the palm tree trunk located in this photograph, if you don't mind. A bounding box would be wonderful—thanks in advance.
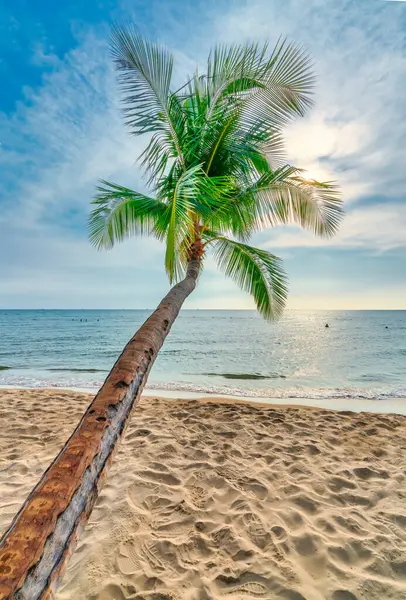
[0,258,200,600]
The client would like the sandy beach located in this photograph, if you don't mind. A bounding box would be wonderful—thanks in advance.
[1,389,406,600]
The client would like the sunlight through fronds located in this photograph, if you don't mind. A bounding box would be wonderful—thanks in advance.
[88,29,343,320]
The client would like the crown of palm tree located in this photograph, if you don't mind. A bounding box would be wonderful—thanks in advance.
[89,26,343,319]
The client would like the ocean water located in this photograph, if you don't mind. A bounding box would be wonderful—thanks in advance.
[0,310,405,402]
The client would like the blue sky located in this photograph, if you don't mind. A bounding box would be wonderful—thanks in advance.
[1,0,405,310]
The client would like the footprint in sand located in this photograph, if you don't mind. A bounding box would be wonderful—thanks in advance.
[142,494,178,517]
[176,539,205,567]
[141,494,195,534]
[224,581,268,597]
[158,520,195,539]
[231,498,252,513]
[211,526,241,556]
[215,572,274,597]
[140,540,179,574]
[127,481,160,508]
[237,477,268,501]
[216,466,238,483]
[186,484,211,509]
[239,513,270,550]
[118,540,141,575]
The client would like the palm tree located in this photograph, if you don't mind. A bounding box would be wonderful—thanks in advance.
[0,28,342,599]
[90,29,341,320]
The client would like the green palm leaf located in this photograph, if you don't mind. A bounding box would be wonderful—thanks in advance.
[204,39,314,135]
[211,237,288,320]
[244,170,343,236]
[156,165,210,282]
[88,180,167,249]
[239,39,315,132]
[111,25,174,132]
[111,26,186,177]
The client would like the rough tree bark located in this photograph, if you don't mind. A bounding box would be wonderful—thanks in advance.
[0,257,200,600]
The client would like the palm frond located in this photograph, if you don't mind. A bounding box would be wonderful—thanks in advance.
[205,42,268,111]
[244,170,343,236]
[211,237,288,320]
[238,39,315,132]
[88,180,167,249]
[260,131,287,170]
[155,165,204,282]
[139,131,173,185]
[111,26,186,173]
[203,39,314,136]
[111,25,173,131]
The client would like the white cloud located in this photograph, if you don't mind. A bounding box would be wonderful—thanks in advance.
[31,43,60,68]
[264,203,406,251]
[284,115,371,202]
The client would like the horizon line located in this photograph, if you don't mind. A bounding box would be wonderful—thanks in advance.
[1,308,406,312]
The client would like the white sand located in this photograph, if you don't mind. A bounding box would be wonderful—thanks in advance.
[1,388,406,600]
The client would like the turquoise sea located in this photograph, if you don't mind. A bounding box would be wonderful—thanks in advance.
[0,310,405,402]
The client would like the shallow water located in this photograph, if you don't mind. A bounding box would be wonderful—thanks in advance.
[0,309,405,402]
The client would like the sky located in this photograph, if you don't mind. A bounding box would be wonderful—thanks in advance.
[0,0,405,310]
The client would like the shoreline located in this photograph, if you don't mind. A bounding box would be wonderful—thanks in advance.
[0,384,406,414]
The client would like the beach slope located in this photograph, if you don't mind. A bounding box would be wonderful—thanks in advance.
[1,389,406,600]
